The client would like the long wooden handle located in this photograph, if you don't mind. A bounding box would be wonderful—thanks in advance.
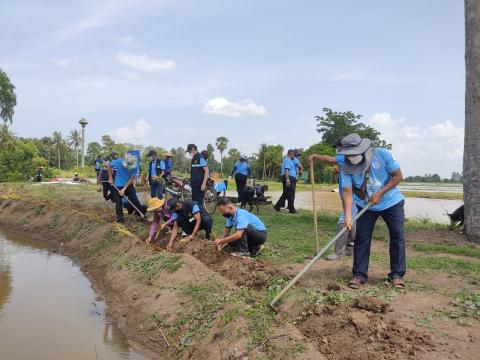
[310,164,320,254]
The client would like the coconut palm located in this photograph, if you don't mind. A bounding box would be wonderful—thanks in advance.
[464,0,480,242]
[67,129,82,167]
[0,123,15,146]
[51,131,68,170]
[215,136,229,174]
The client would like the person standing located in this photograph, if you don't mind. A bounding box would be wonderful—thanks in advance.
[274,149,298,214]
[108,153,146,223]
[230,155,251,200]
[165,198,213,251]
[147,150,165,199]
[95,155,103,183]
[215,198,267,258]
[338,133,406,290]
[186,144,209,204]
[99,157,112,204]
[36,166,44,182]
[164,152,173,178]
[308,138,357,260]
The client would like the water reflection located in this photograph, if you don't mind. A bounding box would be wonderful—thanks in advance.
[0,228,145,360]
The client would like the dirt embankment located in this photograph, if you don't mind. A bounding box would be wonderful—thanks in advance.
[0,197,322,359]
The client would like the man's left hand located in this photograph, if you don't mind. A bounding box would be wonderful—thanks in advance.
[370,192,383,205]
[214,238,223,246]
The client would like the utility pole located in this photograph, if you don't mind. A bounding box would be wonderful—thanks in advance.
[78,118,88,167]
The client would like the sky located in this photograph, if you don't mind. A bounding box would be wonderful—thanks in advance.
[0,0,465,177]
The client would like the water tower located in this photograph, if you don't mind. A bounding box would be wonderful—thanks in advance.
[78,118,88,167]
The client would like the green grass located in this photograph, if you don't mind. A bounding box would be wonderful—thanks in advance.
[403,191,463,200]
[413,243,480,259]
[452,290,480,319]
[48,214,60,229]
[123,253,182,280]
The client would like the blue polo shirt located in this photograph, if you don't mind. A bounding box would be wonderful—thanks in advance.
[110,158,139,188]
[171,204,200,221]
[293,157,301,170]
[226,208,266,232]
[233,161,250,176]
[341,148,404,211]
[215,182,227,193]
[281,157,297,178]
[150,161,156,177]
[165,159,172,172]
[95,159,102,171]
[335,154,358,224]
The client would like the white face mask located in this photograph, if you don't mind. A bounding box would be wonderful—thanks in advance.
[347,154,363,165]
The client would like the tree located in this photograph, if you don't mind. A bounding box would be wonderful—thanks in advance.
[315,108,391,149]
[0,140,46,181]
[51,131,68,170]
[464,0,480,242]
[301,143,336,183]
[0,68,16,124]
[0,123,15,146]
[67,129,82,167]
[101,134,115,154]
[206,143,215,162]
[86,141,102,165]
[215,136,229,173]
[228,148,240,163]
[251,144,284,180]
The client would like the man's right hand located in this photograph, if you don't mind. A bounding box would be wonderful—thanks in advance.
[344,217,352,231]
[308,155,315,166]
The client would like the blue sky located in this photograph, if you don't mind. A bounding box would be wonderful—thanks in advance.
[0,0,465,177]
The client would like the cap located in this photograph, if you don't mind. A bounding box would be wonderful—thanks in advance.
[186,144,197,153]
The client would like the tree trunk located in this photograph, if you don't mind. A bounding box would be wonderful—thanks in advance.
[76,147,79,168]
[464,0,480,242]
[220,152,224,174]
[58,151,61,170]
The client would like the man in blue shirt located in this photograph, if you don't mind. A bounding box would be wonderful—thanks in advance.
[215,198,267,258]
[274,149,298,214]
[230,155,252,200]
[339,133,405,290]
[164,151,173,177]
[165,198,213,252]
[108,153,146,223]
[187,144,209,204]
[308,138,358,260]
[215,180,228,197]
[147,150,166,199]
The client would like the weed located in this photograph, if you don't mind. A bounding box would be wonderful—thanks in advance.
[452,290,480,319]
[124,253,182,280]
[34,205,44,216]
[48,214,60,229]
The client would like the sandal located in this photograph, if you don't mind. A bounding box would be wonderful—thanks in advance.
[348,277,365,289]
[391,277,405,289]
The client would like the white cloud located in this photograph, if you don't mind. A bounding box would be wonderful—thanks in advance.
[202,97,267,117]
[106,119,151,144]
[116,52,176,72]
[367,113,464,177]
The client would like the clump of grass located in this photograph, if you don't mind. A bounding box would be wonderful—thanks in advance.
[86,228,118,257]
[48,214,60,229]
[452,290,480,319]
[34,205,44,216]
[404,218,448,232]
[124,253,182,280]
[413,243,480,259]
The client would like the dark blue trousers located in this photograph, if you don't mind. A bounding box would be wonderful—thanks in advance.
[353,200,406,282]
[149,179,164,199]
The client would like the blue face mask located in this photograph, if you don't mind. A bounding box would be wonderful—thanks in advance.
[222,213,232,219]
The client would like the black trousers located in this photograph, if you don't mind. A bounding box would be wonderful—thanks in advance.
[235,173,248,199]
[102,182,112,201]
[112,185,144,222]
[275,176,296,212]
[230,225,267,253]
[191,184,204,205]
[176,212,213,239]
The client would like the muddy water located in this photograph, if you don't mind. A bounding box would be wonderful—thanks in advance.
[0,229,145,360]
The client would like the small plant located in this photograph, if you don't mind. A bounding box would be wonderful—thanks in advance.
[452,290,480,319]
[48,214,60,229]
[124,253,182,280]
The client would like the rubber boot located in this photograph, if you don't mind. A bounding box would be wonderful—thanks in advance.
[326,224,349,260]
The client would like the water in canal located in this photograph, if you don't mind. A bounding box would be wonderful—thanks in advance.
[0,229,145,360]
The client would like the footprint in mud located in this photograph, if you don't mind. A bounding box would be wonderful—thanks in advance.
[353,296,391,313]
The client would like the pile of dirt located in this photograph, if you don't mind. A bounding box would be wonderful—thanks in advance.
[298,297,435,360]
[182,239,283,290]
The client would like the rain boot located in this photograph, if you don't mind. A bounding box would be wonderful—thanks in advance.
[326,224,349,260]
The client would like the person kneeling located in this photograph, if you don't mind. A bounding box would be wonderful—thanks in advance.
[215,198,267,258]
[166,198,213,252]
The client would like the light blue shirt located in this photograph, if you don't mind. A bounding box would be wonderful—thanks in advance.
[226,208,267,232]
[215,182,227,193]
[341,148,404,211]
[233,161,250,176]
[336,154,358,223]
[110,158,139,187]
[281,157,297,178]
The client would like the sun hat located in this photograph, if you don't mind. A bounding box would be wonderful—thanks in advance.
[337,133,372,156]
[122,153,138,170]
[164,151,173,157]
[147,197,165,212]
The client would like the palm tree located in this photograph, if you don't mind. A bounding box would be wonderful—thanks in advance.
[0,123,15,146]
[67,129,82,167]
[464,0,480,242]
[215,136,229,174]
[51,131,68,170]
